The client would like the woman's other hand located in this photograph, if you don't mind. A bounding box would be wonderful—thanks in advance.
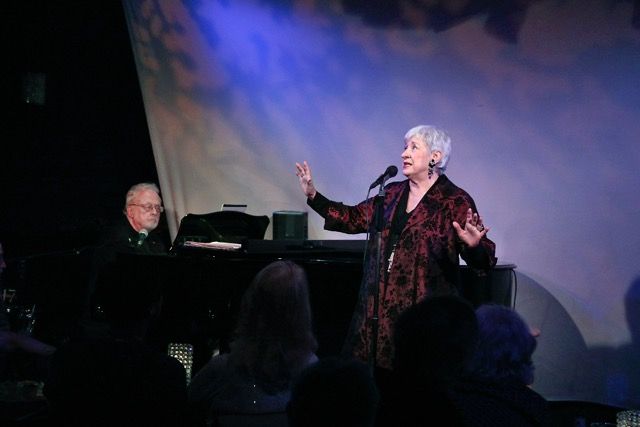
[453,208,489,248]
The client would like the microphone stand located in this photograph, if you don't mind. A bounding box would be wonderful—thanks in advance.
[368,182,386,370]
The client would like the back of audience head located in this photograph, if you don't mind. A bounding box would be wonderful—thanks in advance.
[393,295,478,387]
[467,304,537,386]
[287,357,379,427]
[231,260,318,390]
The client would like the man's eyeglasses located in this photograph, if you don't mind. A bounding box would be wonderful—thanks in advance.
[130,203,164,213]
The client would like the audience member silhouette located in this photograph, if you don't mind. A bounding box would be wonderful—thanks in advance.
[377,295,478,426]
[188,260,318,425]
[44,262,190,427]
[452,304,551,426]
[287,356,380,427]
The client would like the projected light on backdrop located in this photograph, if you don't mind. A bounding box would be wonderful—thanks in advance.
[124,0,640,407]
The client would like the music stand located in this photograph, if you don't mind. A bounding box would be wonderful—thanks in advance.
[172,211,270,247]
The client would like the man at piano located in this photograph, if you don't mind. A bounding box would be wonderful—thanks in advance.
[93,182,168,273]
[87,183,169,319]
[99,182,168,258]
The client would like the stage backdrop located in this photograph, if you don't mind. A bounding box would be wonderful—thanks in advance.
[122,0,640,407]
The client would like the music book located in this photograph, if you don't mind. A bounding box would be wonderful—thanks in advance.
[182,241,242,251]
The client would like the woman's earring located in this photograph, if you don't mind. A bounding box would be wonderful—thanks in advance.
[428,159,436,178]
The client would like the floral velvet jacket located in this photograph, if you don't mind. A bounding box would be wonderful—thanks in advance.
[308,175,497,369]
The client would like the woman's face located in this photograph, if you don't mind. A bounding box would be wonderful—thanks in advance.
[402,136,432,179]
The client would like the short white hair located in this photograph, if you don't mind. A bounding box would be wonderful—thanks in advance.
[404,125,452,173]
[124,182,160,212]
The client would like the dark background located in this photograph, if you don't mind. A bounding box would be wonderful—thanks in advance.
[1,1,160,259]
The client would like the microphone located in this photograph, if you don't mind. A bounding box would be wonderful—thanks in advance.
[369,165,398,190]
[136,229,149,247]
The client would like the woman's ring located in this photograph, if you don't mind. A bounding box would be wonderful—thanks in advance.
[477,225,484,231]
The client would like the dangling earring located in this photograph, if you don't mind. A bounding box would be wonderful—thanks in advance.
[428,159,436,179]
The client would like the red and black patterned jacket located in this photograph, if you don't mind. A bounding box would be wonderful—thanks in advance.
[308,174,497,369]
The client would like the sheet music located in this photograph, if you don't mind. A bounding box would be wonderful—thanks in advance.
[182,241,242,251]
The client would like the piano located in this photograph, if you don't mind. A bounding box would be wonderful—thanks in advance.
[8,239,515,373]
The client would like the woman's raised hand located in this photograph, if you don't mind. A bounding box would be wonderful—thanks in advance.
[295,161,317,199]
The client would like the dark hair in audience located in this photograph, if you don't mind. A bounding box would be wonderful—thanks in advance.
[393,295,478,386]
[230,260,318,393]
[287,357,379,427]
[467,304,536,385]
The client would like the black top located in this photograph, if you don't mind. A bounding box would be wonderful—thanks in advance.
[91,216,167,275]
[87,217,168,312]
[101,216,168,256]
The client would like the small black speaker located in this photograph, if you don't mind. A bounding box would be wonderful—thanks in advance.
[273,211,308,240]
